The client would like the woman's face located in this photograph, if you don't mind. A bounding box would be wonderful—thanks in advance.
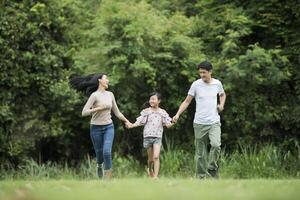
[99,75,109,89]
[149,95,160,108]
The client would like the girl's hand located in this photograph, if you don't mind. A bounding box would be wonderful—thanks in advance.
[166,122,174,129]
[125,122,133,129]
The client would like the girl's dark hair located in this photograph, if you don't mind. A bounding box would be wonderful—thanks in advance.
[69,73,105,96]
[149,92,161,100]
[141,92,162,108]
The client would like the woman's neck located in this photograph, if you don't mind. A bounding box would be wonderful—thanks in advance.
[98,85,106,92]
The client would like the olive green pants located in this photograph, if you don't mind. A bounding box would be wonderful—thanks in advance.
[193,123,221,178]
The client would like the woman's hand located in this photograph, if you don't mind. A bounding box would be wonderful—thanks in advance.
[125,121,133,129]
[92,105,109,113]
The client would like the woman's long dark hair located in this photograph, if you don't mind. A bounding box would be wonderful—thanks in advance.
[69,73,105,97]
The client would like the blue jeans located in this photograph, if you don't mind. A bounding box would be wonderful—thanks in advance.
[90,123,114,170]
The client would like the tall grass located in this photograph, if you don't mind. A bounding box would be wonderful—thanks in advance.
[220,142,300,178]
[159,135,194,177]
[1,143,299,180]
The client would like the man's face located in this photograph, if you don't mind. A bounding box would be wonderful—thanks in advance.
[198,68,212,83]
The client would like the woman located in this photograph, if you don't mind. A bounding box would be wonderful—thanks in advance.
[70,73,130,179]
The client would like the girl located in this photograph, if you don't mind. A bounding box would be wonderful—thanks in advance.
[70,73,130,179]
[126,92,174,179]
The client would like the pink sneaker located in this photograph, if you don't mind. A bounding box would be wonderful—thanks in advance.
[149,171,154,177]
[147,168,155,177]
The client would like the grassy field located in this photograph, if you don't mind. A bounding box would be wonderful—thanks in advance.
[0,179,299,200]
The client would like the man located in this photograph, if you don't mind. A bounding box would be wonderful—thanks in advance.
[173,61,226,179]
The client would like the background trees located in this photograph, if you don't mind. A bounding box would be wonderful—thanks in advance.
[1,0,299,166]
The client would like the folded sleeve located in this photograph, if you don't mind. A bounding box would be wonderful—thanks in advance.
[134,108,150,126]
[82,93,96,116]
[188,82,196,97]
[160,109,172,126]
[111,92,125,120]
[218,81,225,95]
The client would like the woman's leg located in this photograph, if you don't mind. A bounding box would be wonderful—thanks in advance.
[152,143,161,178]
[147,147,154,177]
[90,125,104,178]
[102,124,114,178]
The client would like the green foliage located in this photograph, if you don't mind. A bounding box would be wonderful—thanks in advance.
[75,0,204,160]
[0,0,83,164]
[222,45,290,144]
[113,153,144,178]
[160,149,193,177]
[189,1,299,147]
[1,144,299,179]
[221,143,300,178]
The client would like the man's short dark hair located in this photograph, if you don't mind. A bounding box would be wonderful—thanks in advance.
[197,61,213,71]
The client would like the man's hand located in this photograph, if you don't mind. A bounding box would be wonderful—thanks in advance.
[217,104,224,113]
[166,122,175,128]
[172,114,180,123]
[172,95,193,123]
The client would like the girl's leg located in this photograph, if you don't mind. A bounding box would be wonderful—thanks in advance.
[102,124,115,178]
[152,144,161,178]
[147,147,154,177]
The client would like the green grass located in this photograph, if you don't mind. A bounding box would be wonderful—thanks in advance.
[1,143,299,180]
[0,179,300,200]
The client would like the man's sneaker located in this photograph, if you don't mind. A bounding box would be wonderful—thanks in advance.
[208,169,219,179]
[196,174,207,180]
[96,163,103,178]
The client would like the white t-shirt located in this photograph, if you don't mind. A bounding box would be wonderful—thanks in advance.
[188,78,224,125]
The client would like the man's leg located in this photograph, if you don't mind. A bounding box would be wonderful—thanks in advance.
[208,123,221,178]
[194,123,210,178]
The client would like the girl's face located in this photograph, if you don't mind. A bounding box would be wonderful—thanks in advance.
[149,95,160,108]
[99,75,109,89]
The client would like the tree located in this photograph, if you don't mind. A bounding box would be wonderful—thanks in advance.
[0,0,83,165]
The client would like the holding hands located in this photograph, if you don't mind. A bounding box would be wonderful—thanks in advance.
[124,116,178,130]
[125,121,134,129]
[125,117,177,130]
[172,114,179,123]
